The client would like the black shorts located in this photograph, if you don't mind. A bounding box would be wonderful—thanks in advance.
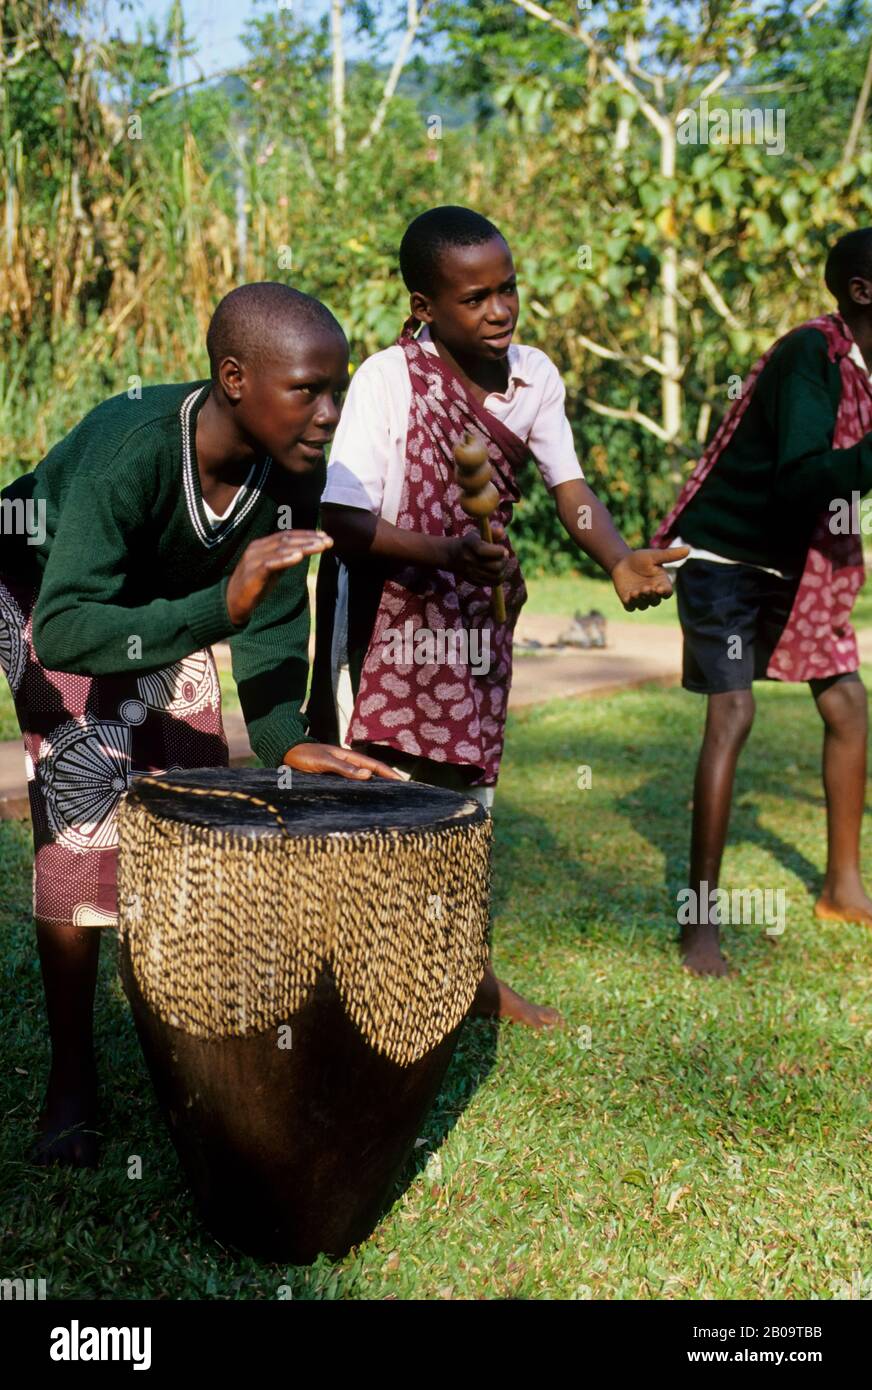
[674,558,801,694]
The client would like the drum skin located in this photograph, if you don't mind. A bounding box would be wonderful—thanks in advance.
[116,769,491,1263]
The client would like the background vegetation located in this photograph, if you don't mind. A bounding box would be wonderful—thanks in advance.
[2,1,872,569]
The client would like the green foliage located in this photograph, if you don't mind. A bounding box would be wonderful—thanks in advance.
[3,0,872,568]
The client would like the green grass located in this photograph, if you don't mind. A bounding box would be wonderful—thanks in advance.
[218,668,241,718]
[2,675,870,1299]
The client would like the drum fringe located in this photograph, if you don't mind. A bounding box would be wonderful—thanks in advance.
[116,790,492,1066]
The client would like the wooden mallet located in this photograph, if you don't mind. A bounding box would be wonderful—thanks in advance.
[452,430,506,623]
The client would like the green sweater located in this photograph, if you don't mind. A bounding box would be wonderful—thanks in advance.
[0,382,321,765]
[679,327,872,573]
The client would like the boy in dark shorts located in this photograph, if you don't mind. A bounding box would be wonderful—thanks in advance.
[0,283,395,1165]
[654,229,872,975]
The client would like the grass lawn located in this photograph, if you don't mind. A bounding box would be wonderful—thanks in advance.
[1,674,870,1300]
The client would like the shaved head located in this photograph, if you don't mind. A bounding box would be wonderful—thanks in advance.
[206,282,346,380]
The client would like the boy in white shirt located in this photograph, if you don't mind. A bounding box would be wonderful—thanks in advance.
[311,205,685,1027]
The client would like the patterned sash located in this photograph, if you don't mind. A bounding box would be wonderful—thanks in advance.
[347,320,530,783]
[653,313,871,680]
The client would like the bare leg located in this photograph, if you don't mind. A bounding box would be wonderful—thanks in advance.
[470,963,563,1029]
[33,919,101,1167]
[811,674,872,925]
[683,690,756,976]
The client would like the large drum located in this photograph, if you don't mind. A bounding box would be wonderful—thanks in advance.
[116,768,491,1262]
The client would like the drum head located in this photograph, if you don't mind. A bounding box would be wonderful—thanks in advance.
[126,768,488,838]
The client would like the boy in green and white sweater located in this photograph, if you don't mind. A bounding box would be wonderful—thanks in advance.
[0,282,394,1166]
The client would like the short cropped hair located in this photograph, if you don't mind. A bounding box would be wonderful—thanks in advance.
[206,282,345,379]
[824,229,872,304]
[399,206,507,295]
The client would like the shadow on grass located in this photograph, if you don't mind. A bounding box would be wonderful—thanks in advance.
[492,680,834,956]
[395,1018,499,1189]
[610,684,828,905]
[616,777,823,904]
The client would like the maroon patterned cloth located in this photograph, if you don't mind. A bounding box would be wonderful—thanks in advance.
[0,570,228,926]
[347,320,531,785]
[653,313,871,681]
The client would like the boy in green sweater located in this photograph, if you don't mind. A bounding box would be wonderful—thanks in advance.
[653,229,872,975]
[0,282,394,1165]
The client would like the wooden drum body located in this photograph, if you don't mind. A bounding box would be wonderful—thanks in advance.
[116,770,491,1262]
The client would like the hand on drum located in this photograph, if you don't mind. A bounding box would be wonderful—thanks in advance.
[226,530,333,628]
[283,743,404,780]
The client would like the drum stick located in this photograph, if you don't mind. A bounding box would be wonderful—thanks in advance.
[452,431,507,624]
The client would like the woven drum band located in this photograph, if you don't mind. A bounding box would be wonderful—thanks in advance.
[116,793,492,1065]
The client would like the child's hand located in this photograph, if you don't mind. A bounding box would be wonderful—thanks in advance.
[282,744,404,780]
[610,546,689,611]
[226,530,332,627]
[447,526,509,586]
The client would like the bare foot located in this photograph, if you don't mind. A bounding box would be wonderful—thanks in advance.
[33,1066,99,1168]
[814,891,872,926]
[680,923,730,977]
[471,965,563,1029]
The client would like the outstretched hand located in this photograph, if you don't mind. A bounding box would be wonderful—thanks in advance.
[226,530,333,628]
[611,546,689,611]
[283,743,404,780]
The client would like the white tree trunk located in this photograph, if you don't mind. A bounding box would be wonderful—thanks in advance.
[361,1,433,150]
[235,135,248,279]
[331,0,346,187]
[659,119,682,443]
[843,39,872,165]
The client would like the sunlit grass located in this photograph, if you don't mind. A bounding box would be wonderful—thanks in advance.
[2,675,870,1299]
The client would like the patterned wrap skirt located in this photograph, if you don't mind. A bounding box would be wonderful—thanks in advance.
[0,571,229,927]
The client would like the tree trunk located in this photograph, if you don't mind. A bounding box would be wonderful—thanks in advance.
[843,39,872,166]
[235,135,248,280]
[659,118,682,443]
[331,0,346,190]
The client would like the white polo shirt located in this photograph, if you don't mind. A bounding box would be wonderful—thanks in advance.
[321,324,584,522]
[319,325,584,764]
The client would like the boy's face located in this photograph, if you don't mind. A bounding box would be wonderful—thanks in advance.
[411,237,519,360]
[221,330,350,474]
